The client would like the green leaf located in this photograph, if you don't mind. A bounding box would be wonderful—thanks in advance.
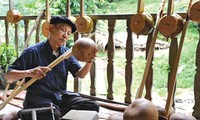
[0,43,17,72]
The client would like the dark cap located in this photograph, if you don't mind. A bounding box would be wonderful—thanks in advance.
[50,16,76,33]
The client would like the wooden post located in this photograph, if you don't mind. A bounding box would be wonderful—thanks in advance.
[107,19,116,100]
[14,24,19,57]
[168,36,178,108]
[90,20,97,96]
[24,20,29,45]
[125,17,133,103]
[5,20,9,44]
[144,29,154,101]
[73,32,80,92]
[193,23,200,119]
[36,19,41,43]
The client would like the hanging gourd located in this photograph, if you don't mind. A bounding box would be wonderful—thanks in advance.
[6,0,21,24]
[75,0,94,33]
[130,0,154,36]
[72,37,98,62]
[189,0,200,23]
[158,0,184,37]
[42,0,50,38]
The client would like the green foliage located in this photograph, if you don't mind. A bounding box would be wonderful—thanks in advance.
[176,33,198,88]
[16,0,45,15]
[0,0,193,16]
[0,43,17,73]
[53,0,115,15]
[66,36,74,48]
[153,56,169,89]
[6,0,116,16]
[51,0,67,15]
[188,22,199,33]
[84,0,114,14]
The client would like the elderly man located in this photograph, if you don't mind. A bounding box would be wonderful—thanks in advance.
[5,16,99,120]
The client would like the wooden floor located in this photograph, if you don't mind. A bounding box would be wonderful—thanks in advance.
[0,89,124,120]
[0,88,195,119]
[0,101,123,120]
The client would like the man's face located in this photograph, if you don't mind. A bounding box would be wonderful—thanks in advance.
[49,23,72,46]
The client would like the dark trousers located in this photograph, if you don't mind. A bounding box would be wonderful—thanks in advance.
[18,94,99,120]
[59,94,99,117]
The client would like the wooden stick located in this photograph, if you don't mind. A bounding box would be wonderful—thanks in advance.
[80,93,129,106]
[80,0,84,17]
[135,0,166,99]
[66,0,71,17]
[24,9,45,49]
[1,82,11,100]
[9,0,11,10]
[164,0,193,118]
[137,0,144,14]
[87,32,95,38]
[46,0,50,22]
[167,0,174,16]
[0,49,73,110]
[11,79,25,94]
[98,101,127,112]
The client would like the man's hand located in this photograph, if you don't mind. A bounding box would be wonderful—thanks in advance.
[28,66,51,79]
[85,58,95,64]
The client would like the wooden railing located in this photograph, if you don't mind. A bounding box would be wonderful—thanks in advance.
[0,13,200,118]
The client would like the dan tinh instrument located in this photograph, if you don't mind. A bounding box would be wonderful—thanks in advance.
[75,0,94,34]
[134,0,167,119]
[135,0,166,99]
[164,0,193,119]
[158,0,184,37]
[130,0,154,36]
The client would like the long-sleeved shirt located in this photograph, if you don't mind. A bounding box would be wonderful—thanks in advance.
[8,40,81,108]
